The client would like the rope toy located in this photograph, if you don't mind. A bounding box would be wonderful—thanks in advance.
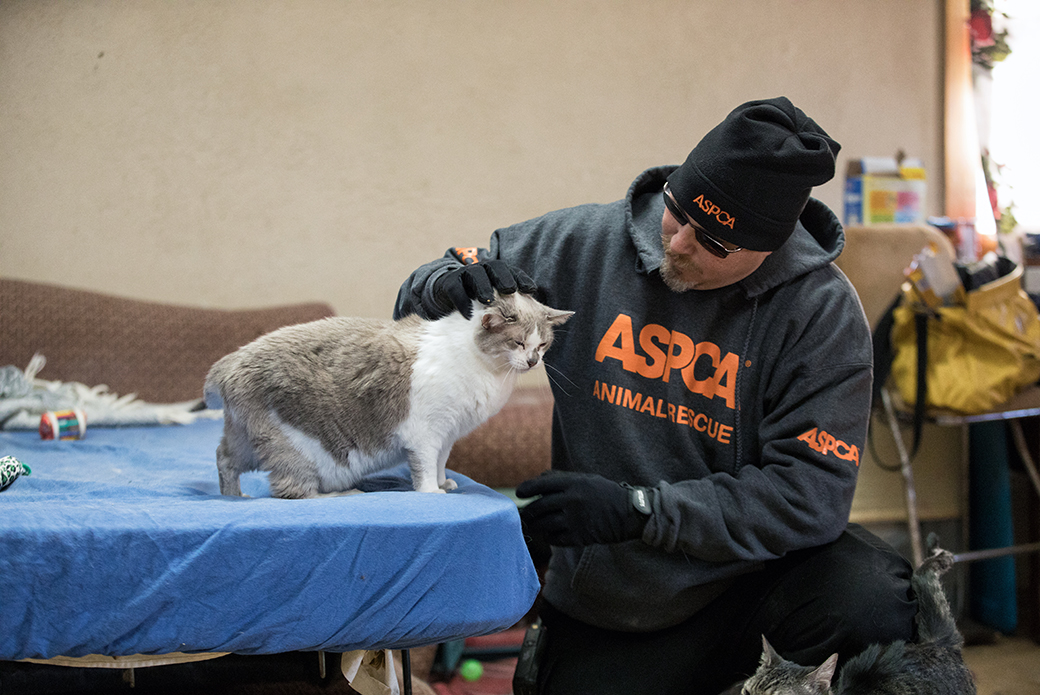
[0,455,31,491]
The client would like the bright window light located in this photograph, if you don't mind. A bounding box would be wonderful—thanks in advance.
[988,0,1040,233]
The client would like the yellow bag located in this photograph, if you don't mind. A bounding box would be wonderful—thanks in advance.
[890,260,1040,415]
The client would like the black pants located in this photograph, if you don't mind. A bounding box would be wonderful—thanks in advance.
[536,524,916,695]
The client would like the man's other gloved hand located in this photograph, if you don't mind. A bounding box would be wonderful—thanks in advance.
[432,260,538,319]
[516,471,652,547]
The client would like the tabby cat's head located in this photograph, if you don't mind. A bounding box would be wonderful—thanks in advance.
[739,636,837,695]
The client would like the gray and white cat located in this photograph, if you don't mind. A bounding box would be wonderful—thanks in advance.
[737,549,975,695]
[204,292,572,498]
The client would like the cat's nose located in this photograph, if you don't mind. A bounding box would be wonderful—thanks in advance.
[527,356,540,369]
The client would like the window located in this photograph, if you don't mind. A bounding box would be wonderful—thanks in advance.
[982,0,1039,235]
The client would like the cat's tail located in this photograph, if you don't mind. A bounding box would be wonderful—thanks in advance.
[913,548,962,649]
[202,359,227,411]
[203,382,224,410]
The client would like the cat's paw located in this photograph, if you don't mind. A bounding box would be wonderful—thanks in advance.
[440,479,458,492]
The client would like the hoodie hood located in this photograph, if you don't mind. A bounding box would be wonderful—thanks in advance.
[625,166,845,298]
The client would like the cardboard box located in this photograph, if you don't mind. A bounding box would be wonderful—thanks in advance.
[844,156,926,225]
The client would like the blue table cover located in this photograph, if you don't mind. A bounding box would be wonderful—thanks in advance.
[0,419,540,660]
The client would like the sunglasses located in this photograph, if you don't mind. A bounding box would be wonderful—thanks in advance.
[662,183,743,259]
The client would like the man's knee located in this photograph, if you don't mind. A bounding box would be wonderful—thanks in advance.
[841,526,916,640]
[768,525,917,666]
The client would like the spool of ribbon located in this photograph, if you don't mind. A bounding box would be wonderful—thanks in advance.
[39,408,87,440]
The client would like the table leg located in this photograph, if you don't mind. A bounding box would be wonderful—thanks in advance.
[882,388,925,567]
[402,649,412,695]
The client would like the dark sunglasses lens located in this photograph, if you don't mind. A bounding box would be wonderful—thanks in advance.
[663,192,688,225]
[695,229,730,259]
[665,188,732,259]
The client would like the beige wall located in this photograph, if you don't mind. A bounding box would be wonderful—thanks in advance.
[1,0,943,318]
[0,1,955,523]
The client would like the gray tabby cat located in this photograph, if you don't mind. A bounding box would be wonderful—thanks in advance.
[204,292,572,498]
[737,549,975,695]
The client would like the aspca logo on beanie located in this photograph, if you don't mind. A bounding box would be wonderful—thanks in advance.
[690,194,736,229]
[666,97,840,252]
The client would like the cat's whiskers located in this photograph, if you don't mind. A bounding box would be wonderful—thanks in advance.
[544,362,576,396]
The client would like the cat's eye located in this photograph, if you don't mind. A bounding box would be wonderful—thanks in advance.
[503,314,518,323]
[512,339,526,349]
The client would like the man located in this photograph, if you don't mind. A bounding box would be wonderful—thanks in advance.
[395,97,915,694]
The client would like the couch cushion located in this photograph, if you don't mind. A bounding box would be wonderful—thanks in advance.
[446,385,554,488]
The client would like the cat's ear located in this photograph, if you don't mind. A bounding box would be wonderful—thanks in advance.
[809,653,838,690]
[760,636,781,667]
[481,309,509,332]
[547,309,574,326]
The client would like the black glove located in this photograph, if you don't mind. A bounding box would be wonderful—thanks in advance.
[515,471,653,547]
[431,260,537,319]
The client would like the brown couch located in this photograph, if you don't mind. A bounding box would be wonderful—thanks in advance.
[0,277,336,404]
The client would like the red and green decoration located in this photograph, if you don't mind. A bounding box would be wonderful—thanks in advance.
[970,0,1012,69]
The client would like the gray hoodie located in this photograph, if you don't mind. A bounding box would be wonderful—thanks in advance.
[395,165,872,632]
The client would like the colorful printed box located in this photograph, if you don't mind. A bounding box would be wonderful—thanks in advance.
[844,156,927,225]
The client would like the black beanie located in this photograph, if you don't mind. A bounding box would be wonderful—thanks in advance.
[666,97,840,252]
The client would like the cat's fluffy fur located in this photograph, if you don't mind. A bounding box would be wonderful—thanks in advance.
[204,292,572,498]
[738,548,975,695]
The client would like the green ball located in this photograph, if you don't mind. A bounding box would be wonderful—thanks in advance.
[459,658,483,682]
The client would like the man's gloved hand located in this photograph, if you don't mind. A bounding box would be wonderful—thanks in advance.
[515,471,653,547]
[431,260,538,319]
